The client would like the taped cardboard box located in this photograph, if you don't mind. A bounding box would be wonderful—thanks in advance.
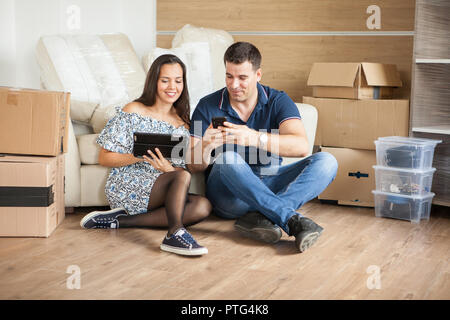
[307,62,402,100]
[0,87,70,156]
[0,154,65,237]
[303,96,409,150]
[319,147,376,207]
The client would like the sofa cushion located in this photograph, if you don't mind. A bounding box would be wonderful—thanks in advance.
[90,34,147,133]
[65,121,81,207]
[80,165,109,206]
[73,121,94,136]
[281,103,318,165]
[100,34,146,103]
[172,24,234,91]
[90,102,126,134]
[296,103,317,156]
[37,35,101,123]
[143,42,214,117]
[77,134,101,165]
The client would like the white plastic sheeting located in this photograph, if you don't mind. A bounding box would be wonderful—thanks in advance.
[172,24,234,91]
[36,33,146,133]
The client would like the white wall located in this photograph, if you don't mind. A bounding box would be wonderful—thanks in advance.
[0,0,17,86]
[0,0,156,89]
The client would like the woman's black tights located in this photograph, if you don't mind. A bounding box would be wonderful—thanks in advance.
[117,170,211,235]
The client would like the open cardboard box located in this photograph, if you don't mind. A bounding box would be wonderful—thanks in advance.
[307,62,402,100]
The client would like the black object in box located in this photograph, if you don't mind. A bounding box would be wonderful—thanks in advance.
[0,186,54,207]
[372,190,434,223]
[385,145,422,168]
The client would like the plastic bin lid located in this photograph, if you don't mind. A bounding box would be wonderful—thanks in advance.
[372,190,435,199]
[375,136,442,146]
[372,165,436,174]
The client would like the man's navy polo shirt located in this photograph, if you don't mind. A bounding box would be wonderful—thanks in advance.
[189,82,301,167]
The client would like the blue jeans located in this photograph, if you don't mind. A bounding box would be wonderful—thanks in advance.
[205,151,338,234]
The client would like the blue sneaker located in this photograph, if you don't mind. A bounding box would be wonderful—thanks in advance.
[160,228,208,256]
[80,208,127,229]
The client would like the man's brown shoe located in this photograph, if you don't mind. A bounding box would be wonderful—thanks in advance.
[288,215,324,252]
[234,211,282,244]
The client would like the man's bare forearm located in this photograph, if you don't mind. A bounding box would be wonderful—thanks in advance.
[263,133,309,158]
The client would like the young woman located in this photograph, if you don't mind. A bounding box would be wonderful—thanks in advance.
[80,54,211,256]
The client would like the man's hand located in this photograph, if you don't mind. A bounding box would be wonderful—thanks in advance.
[220,121,260,147]
[186,124,227,172]
[202,124,227,151]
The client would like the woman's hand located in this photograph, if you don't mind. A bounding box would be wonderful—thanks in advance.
[143,148,175,173]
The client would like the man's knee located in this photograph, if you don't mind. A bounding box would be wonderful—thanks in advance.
[206,193,249,220]
[314,151,338,178]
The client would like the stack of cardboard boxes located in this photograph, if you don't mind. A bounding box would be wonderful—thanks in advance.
[304,62,409,207]
[0,87,70,237]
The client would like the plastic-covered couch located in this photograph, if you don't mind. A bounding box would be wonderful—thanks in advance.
[36,33,146,207]
[36,25,318,208]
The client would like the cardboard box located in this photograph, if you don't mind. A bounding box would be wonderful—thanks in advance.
[319,147,376,207]
[307,62,402,100]
[56,154,65,227]
[0,87,70,156]
[0,154,65,237]
[303,96,409,150]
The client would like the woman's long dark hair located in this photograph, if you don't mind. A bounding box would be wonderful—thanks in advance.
[134,54,190,126]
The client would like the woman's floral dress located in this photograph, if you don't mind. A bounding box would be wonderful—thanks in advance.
[96,106,189,215]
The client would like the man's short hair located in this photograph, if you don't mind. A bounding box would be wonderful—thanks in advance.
[224,42,262,70]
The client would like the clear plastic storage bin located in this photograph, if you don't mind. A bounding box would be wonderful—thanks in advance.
[372,190,435,223]
[374,136,441,169]
[373,165,436,196]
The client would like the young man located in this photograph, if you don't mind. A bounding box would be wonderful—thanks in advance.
[186,42,337,252]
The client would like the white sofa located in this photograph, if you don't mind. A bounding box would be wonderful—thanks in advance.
[36,27,318,208]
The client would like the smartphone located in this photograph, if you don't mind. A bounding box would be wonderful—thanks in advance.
[212,117,227,128]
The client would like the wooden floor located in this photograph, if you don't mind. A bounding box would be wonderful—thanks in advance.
[0,200,449,300]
